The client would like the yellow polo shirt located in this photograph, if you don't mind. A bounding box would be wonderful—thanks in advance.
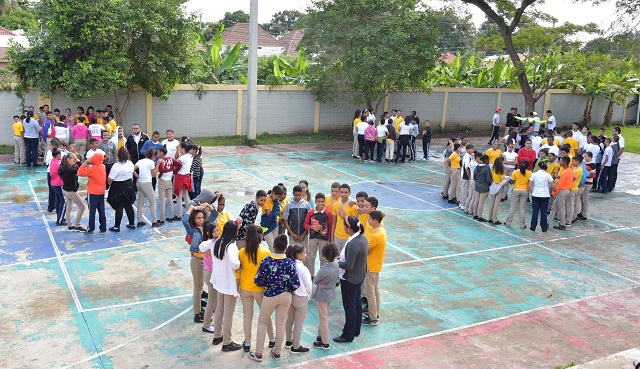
[238,247,271,292]
[13,121,24,136]
[367,227,387,273]
[564,137,579,157]
[485,148,503,164]
[571,166,583,191]
[332,199,357,240]
[512,170,532,190]
[491,169,505,184]
[449,151,461,169]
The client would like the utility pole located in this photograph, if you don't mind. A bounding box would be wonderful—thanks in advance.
[247,0,258,142]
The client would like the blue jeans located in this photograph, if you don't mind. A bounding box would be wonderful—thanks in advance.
[530,196,549,231]
[25,137,39,166]
[340,279,363,341]
[422,139,431,159]
[597,166,609,191]
[87,194,106,232]
[52,185,65,223]
[376,139,386,161]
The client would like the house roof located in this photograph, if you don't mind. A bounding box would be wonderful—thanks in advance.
[280,29,304,56]
[0,26,16,36]
[221,23,284,49]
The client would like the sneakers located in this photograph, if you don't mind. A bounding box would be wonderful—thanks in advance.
[576,214,587,220]
[291,345,309,353]
[362,317,379,326]
[201,326,215,334]
[248,351,262,362]
[553,225,566,230]
[313,341,330,350]
[221,342,242,352]
[137,221,146,227]
[242,341,251,352]
[270,350,281,360]
[126,224,136,230]
[74,226,87,232]
[201,291,208,299]
[171,215,180,221]
[151,221,162,228]
[68,226,75,231]
[109,227,120,232]
[284,340,293,348]
[268,339,276,348]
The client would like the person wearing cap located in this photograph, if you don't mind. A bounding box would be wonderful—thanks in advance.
[488,108,502,145]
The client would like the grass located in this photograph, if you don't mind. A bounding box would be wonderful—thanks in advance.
[0,145,12,154]
[620,125,640,154]
[194,131,353,147]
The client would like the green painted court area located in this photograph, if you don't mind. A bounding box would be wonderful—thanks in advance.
[1,144,639,369]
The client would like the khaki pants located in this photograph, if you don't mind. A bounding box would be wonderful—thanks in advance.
[307,238,328,277]
[317,301,331,344]
[573,187,585,221]
[288,234,309,251]
[503,168,515,199]
[213,292,237,345]
[285,294,309,348]
[264,228,279,252]
[333,236,348,252]
[190,256,204,314]
[442,165,451,196]
[62,189,86,227]
[240,288,273,345]
[13,136,26,164]
[548,190,570,226]
[567,190,578,224]
[488,193,502,222]
[202,269,218,330]
[384,140,395,161]
[581,184,593,217]
[475,191,489,218]
[157,178,174,220]
[448,168,460,200]
[137,181,157,223]
[505,189,529,227]
[75,141,86,160]
[363,272,380,320]
[352,129,359,156]
[255,292,291,355]
[465,180,476,214]
[459,178,469,209]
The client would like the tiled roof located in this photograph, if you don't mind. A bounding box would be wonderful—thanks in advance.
[0,26,17,36]
[221,23,284,48]
[280,29,304,56]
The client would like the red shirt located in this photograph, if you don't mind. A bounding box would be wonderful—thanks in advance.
[518,148,537,170]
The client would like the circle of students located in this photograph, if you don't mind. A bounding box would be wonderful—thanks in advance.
[12,104,389,362]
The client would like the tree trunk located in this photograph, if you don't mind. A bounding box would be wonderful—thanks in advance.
[113,87,134,128]
[582,96,594,126]
[603,97,614,126]
[502,32,536,113]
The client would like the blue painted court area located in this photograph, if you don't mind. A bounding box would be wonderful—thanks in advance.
[1,146,639,369]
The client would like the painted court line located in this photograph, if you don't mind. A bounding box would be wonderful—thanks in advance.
[288,286,639,368]
[61,235,184,258]
[406,162,446,175]
[28,180,83,313]
[81,294,192,313]
[386,241,421,261]
[66,306,193,368]
[236,168,272,185]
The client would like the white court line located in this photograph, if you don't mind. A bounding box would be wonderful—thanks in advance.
[142,214,164,237]
[81,294,191,313]
[406,162,446,176]
[60,235,184,258]
[28,180,83,313]
[65,306,192,368]
[0,256,59,269]
[236,168,272,185]
[386,241,421,261]
[289,286,640,368]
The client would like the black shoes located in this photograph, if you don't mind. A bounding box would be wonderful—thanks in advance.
[333,336,352,343]
[126,224,136,230]
[291,345,310,353]
[242,341,251,352]
[313,341,330,350]
[553,225,566,230]
[221,342,242,352]
[151,221,162,228]
[362,317,378,326]
[212,336,224,345]
[477,218,487,222]
[137,221,146,227]
[194,312,203,323]
[109,227,120,232]
[201,326,215,334]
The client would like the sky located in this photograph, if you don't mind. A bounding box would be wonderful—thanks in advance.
[185,0,618,33]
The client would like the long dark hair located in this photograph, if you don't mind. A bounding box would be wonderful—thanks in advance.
[353,109,362,120]
[519,160,529,175]
[244,224,263,265]
[202,221,217,241]
[493,157,505,175]
[58,153,75,175]
[344,215,364,234]
[213,221,238,260]
[299,180,311,202]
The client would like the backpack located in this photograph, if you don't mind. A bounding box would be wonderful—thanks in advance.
[578,163,587,187]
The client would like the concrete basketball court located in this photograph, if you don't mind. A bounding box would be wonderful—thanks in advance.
[1,142,639,369]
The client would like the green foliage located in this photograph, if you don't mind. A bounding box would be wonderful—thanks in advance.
[583,32,640,59]
[0,9,36,30]
[432,7,477,52]
[0,0,20,16]
[221,10,249,28]
[193,24,248,85]
[260,10,305,38]
[193,132,352,147]
[8,0,199,124]
[201,21,221,42]
[299,0,439,110]
[554,362,576,369]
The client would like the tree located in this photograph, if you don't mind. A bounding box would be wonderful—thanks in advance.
[0,0,20,16]
[432,8,477,52]
[261,10,305,38]
[0,9,37,31]
[8,0,199,125]
[221,10,249,28]
[201,21,221,42]
[583,32,640,59]
[299,0,439,111]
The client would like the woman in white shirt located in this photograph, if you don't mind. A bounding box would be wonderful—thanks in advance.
[174,142,194,217]
[134,148,159,227]
[107,147,136,231]
[356,118,369,160]
[395,118,413,163]
[528,161,556,232]
[284,244,313,353]
[502,143,518,201]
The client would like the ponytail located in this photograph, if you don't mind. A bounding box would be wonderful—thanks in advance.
[519,160,528,175]
[344,215,364,234]
[537,161,547,171]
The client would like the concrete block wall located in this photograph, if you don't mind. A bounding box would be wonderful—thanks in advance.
[388,92,445,125]
[445,92,498,128]
[318,98,357,131]
[242,89,316,135]
[0,90,38,145]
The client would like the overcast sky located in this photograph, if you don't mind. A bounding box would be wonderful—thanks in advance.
[186,0,617,33]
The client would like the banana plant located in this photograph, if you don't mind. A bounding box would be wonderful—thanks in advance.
[271,52,308,85]
[195,24,248,84]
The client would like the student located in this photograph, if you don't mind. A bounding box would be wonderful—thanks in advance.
[98,130,117,190]
[134,148,160,227]
[410,116,419,161]
[444,143,462,204]
[458,144,475,211]
[209,221,242,352]
[577,152,596,221]
[364,120,377,161]
[215,195,233,231]
[564,131,579,157]
[53,116,69,142]
[106,148,136,232]
[85,138,105,160]
[189,145,204,199]
[174,142,193,217]
[355,115,369,160]
[375,116,389,162]
[505,161,532,228]
[236,190,268,249]
[352,109,362,158]
[464,152,482,215]
[156,147,181,223]
[285,244,313,354]
[249,235,300,362]
[597,138,612,193]
[277,184,289,235]
[312,243,339,350]
[608,135,620,192]
[13,115,26,164]
[518,139,537,170]
[395,117,413,163]
[421,120,432,160]
[485,140,503,166]
[77,152,107,234]
[23,112,41,167]
[362,210,386,326]
[140,131,163,191]
[473,155,492,222]
[553,127,564,146]
[46,139,61,213]
[488,107,502,144]
[384,119,397,163]
[49,150,66,225]
[441,138,455,199]
[546,152,560,179]
[529,161,555,232]
[284,185,311,254]
[548,157,573,230]
[304,193,333,278]
[198,222,220,335]
[161,129,180,158]
[546,110,556,130]
[501,142,518,201]
[325,182,341,212]
[335,216,368,343]
[487,157,506,225]
[238,224,274,352]
[261,185,284,251]
[59,153,86,232]
[71,116,89,159]
[567,155,584,225]
[533,148,549,173]
[298,180,314,208]
[331,184,358,252]
[88,116,104,142]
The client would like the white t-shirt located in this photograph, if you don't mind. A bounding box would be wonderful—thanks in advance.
[136,158,155,183]
[529,171,554,198]
[399,122,412,135]
[367,114,376,123]
[584,143,600,161]
[469,161,478,180]
[531,136,543,154]
[603,146,613,167]
[492,113,500,126]
[503,151,518,169]
[617,134,625,148]
[577,135,587,150]
[54,126,69,140]
[177,153,193,175]
[356,121,369,135]
[547,116,556,130]
[162,139,180,158]
[376,124,388,137]
[541,144,559,157]
[461,153,472,178]
[89,124,104,139]
[554,135,564,145]
[108,160,135,181]
[86,148,106,160]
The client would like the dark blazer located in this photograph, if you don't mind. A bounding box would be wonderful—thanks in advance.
[339,233,368,284]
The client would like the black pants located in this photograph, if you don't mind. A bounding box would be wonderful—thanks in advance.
[422,139,431,159]
[364,140,375,160]
[489,125,500,144]
[607,163,618,191]
[340,279,363,341]
[376,139,386,161]
[530,196,550,231]
[396,135,410,162]
[104,163,113,190]
[47,172,55,212]
[88,194,106,232]
[113,197,135,228]
[357,134,365,158]
[409,136,416,160]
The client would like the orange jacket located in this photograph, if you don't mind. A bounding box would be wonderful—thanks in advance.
[77,153,106,195]
[552,167,573,196]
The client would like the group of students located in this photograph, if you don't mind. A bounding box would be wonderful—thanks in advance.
[352,108,433,163]
[182,182,387,362]
[24,107,206,234]
[443,120,626,232]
